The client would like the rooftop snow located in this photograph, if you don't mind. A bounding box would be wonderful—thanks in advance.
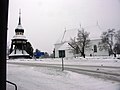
[9,49,29,56]
[56,25,102,44]
[12,35,27,40]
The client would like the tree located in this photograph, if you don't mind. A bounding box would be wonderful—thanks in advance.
[115,29,120,43]
[113,43,120,54]
[114,29,120,54]
[42,52,49,58]
[68,37,79,56]
[25,42,34,57]
[50,49,55,58]
[100,29,115,56]
[68,28,90,58]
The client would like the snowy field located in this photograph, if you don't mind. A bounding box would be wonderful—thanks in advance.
[7,57,120,90]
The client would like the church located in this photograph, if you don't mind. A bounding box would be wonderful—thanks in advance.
[9,10,33,59]
[54,28,109,58]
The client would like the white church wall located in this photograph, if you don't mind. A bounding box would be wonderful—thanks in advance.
[85,39,109,56]
[65,48,74,58]
[55,42,74,58]
[54,43,63,58]
[54,39,109,58]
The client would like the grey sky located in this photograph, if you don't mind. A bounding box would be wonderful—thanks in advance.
[8,0,120,54]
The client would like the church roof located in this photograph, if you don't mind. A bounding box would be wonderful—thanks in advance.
[56,28,78,44]
[58,42,71,50]
[55,24,102,44]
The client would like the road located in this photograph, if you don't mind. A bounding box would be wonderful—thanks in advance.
[7,61,120,82]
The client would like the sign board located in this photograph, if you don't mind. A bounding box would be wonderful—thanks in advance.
[59,50,65,58]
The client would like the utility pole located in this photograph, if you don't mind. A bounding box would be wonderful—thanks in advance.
[0,0,9,90]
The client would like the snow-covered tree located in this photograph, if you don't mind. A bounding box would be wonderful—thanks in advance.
[115,29,120,43]
[114,29,120,54]
[68,28,90,58]
[99,29,115,56]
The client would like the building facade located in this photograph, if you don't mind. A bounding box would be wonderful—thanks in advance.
[54,28,109,58]
[54,39,109,58]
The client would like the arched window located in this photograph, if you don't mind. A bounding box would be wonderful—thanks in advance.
[94,45,97,52]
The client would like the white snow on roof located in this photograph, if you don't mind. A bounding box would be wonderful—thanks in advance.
[56,28,78,44]
[12,35,27,40]
[9,49,29,56]
[58,42,71,50]
[56,25,102,44]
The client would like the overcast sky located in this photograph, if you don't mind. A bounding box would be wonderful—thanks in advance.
[8,0,120,54]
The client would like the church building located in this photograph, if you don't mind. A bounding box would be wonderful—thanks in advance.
[54,28,109,58]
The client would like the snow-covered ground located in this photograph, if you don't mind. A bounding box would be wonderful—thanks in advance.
[7,57,120,90]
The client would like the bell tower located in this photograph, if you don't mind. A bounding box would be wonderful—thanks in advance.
[9,9,31,59]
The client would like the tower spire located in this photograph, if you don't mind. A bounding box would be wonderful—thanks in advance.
[18,9,21,25]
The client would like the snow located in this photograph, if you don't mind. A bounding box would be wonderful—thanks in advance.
[12,35,27,40]
[56,28,78,44]
[58,42,71,50]
[8,56,120,67]
[9,49,29,56]
[7,57,120,90]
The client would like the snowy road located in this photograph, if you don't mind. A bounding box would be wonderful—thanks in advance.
[8,61,120,82]
[7,58,120,90]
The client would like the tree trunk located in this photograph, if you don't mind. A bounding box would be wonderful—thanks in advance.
[82,45,85,58]
[81,52,85,58]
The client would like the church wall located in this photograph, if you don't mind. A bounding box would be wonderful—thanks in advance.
[54,39,109,58]
[54,43,63,58]
[55,42,74,58]
[65,48,74,58]
[85,39,109,56]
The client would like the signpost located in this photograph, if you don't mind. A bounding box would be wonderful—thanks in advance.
[62,57,64,71]
[59,50,65,71]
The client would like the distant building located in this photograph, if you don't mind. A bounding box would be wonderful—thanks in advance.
[54,29,109,58]
[9,10,32,59]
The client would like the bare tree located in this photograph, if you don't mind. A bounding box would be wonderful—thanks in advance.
[68,37,79,57]
[114,29,120,54]
[100,29,115,56]
[68,28,90,58]
[115,29,120,43]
